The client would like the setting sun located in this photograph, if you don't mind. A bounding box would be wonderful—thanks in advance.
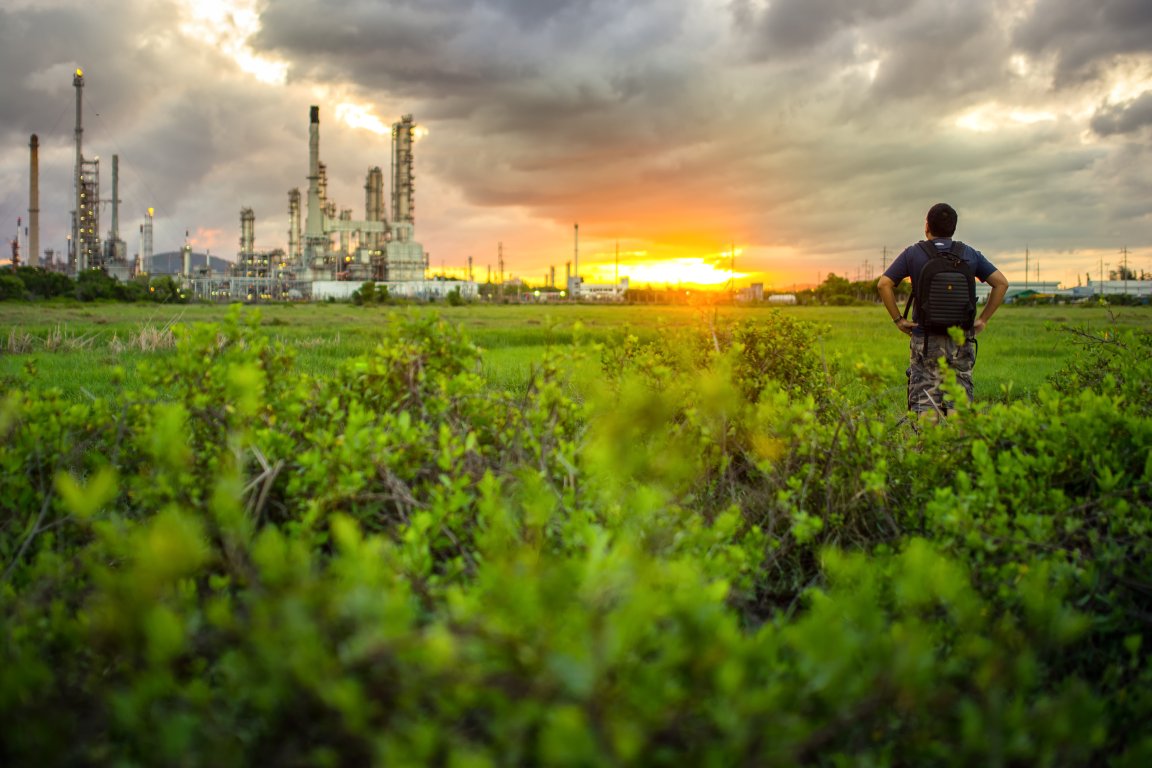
[580,247,749,289]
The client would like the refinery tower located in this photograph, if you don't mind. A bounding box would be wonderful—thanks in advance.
[289,106,425,282]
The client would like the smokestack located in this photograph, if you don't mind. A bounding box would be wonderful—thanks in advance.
[29,135,39,267]
[73,69,84,271]
[110,154,120,241]
[305,106,322,260]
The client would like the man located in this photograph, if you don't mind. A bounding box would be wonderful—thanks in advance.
[877,203,1009,416]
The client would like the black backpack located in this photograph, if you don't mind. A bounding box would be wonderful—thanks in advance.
[902,240,976,333]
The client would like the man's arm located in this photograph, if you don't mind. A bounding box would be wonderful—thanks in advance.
[972,270,1009,335]
[877,275,915,335]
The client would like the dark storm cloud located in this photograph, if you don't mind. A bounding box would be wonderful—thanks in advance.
[1014,0,1152,85]
[254,0,711,200]
[862,1,1010,102]
[735,0,914,55]
[1092,91,1152,136]
[0,0,307,254]
[2,0,1151,283]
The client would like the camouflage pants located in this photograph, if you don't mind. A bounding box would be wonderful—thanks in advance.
[906,333,977,415]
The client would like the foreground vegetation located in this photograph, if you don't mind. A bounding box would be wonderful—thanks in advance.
[2,304,1151,764]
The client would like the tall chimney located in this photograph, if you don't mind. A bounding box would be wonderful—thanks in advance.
[29,135,39,267]
[73,69,84,271]
[110,154,120,242]
[304,106,323,261]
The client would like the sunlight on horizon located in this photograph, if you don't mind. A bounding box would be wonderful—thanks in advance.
[585,256,747,288]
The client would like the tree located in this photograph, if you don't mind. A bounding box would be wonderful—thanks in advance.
[75,269,118,301]
[13,267,74,299]
[352,281,376,306]
[148,275,184,303]
[0,274,26,301]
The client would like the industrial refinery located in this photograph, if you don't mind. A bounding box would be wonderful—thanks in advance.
[15,69,476,301]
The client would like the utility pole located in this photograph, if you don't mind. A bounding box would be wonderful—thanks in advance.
[615,241,619,298]
[1122,246,1129,296]
[1025,246,1029,291]
[730,241,736,302]
[498,242,504,297]
[572,223,579,299]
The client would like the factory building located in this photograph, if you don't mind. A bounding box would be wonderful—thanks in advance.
[190,105,450,300]
[69,68,135,280]
[292,107,428,283]
[24,69,472,300]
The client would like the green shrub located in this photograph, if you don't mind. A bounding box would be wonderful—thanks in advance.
[0,274,26,301]
[1,311,1150,764]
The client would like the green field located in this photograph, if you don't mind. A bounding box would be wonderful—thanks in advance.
[3,301,1149,410]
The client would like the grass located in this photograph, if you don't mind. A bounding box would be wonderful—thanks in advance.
[2,300,1150,408]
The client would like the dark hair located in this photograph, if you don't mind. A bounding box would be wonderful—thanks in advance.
[926,203,958,237]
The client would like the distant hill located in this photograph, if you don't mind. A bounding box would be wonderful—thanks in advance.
[146,251,234,275]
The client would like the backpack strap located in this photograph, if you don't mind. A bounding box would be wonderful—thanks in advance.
[902,240,940,319]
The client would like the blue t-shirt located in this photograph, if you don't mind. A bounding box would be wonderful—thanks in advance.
[882,238,997,326]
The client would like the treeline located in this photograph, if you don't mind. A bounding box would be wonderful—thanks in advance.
[794,272,896,305]
[0,266,187,303]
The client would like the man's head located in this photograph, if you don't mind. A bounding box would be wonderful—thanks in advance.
[926,203,958,238]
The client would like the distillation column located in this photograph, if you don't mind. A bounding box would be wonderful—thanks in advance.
[391,115,415,228]
[288,188,302,264]
[72,68,101,272]
[141,208,154,270]
[364,166,384,251]
[386,114,425,281]
[240,207,255,275]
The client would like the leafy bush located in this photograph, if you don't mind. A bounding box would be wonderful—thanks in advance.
[10,266,75,299]
[0,274,25,301]
[2,309,1151,764]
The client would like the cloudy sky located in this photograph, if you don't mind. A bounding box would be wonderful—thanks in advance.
[1,0,1150,288]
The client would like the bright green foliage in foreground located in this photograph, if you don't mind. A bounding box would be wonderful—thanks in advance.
[2,308,1151,765]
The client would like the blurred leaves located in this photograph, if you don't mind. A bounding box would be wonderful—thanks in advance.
[0,311,1149,764]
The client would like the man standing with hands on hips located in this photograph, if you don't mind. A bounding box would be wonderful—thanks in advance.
[877,203,1010,417]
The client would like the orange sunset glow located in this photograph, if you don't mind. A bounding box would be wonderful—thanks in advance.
[582,253,748,289]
